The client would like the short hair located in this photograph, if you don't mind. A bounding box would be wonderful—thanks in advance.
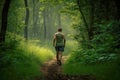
[58,28,62,32]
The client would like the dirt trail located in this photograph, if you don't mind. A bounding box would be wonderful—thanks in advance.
[36,56,96,80]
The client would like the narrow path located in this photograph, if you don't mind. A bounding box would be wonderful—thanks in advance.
[36,56,96,80]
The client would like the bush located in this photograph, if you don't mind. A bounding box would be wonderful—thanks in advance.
[67,49,117,65]
[0,38,54,80]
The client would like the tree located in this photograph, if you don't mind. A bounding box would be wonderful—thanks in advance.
[76,0,95,40]
[24,0,29,40]
[32,0,40,39]
[114,0,120,20]
[43,9,47,40]
[76,0,89,40]
[0,0,11,43]
[57,5,61,28]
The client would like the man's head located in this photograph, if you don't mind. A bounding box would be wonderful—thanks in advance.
[58,28,62,32]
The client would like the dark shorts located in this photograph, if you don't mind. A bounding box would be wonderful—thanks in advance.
[55,46,64,52]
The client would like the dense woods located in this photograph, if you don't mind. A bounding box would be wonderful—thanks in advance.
[0,0,120,80]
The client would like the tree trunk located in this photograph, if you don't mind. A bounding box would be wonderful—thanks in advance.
[32,0,39,38]
[24,0,29,40]
[43,9,47,40]
[76,0,89,40]
[0,0,11,43]
[114,0,120,48]
[114,0,120,20]
[58,13,61,28]
[33,0,36,38]
[89,0,95,40]
[58,5,61,28]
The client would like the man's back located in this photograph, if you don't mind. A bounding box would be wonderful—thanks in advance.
[55,32,64,46]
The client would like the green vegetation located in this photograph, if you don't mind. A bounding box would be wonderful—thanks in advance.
[64,40,78,55]
[64,60,120,80]
[63,49,120,80]
[0,0,120,80]
[63,0,120,80]
[0,33,54,80]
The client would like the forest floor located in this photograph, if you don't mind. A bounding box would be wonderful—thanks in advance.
[36,56,96,80]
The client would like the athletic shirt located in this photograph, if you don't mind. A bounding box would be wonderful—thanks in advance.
[55,32,64,46]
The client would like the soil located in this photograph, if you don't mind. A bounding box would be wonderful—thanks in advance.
[36,56,96,80]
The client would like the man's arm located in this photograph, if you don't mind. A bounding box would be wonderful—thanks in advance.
[53,34,56,47]
[63,34,66,47]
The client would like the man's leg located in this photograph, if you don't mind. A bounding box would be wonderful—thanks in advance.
[58,46,64,65]
[56,46,63,65]
[58,51,62,61]
[58,51,62,65]
[56,51,62,65]
[56,51,59,61]
[55,46,59,62]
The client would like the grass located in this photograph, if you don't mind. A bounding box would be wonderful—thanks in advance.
[64,40,78,55]
[63,59,120,80]
[19,41,54,63]
[37,39,78,56]
[0,40,54,80]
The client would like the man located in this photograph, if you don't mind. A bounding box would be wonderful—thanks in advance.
[53,28,66,65]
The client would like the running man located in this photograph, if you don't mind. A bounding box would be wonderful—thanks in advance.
[53,28,66,65]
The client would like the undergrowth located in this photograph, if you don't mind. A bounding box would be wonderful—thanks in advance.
[63,49,120,80]
[0,33,54,80]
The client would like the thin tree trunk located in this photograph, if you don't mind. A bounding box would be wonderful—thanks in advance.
[76,0,90,40]
[43,9,47,40]
[0,0,11,43]
[24,0,29,40]
[48,6,54,40]
[33,0,36,38]
[47,7,51,40]
[32,0,39,38]
[58,5,61,28]
[58,13,61,28]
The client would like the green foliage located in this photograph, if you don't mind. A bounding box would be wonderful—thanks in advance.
[70,21,120,63]
[67,49,117,65]
[64,19,120,80]
[0,47,40,80]
[0,34,54,80]
[64,21,120,79]
[63,58,120,80]
[5,32,24,49]
[1,0,120,80]
[8,0,25,34]
[92,21,120,54]
[64,40,78,55]
[0,49,40,80]
[19,41,54,63]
